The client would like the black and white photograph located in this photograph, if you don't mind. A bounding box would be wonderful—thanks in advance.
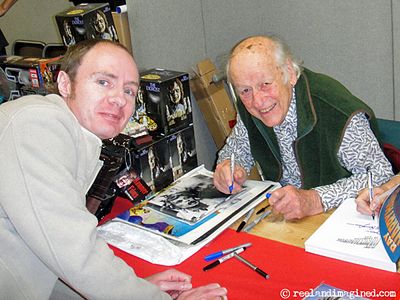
[147,170,245,224]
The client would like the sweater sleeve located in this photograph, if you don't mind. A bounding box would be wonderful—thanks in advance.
[217,116,255,173]
[313,112,394,210]
[0,103,171,300]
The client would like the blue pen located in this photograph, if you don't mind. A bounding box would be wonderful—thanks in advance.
[229,153,235,194]
[256,193,272,214]
[204,242,252,262]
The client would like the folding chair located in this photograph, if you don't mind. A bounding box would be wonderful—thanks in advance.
[42,43,67,58]
[12,40,46,57]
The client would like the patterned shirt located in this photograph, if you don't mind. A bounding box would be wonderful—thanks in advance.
[217,89,394,210]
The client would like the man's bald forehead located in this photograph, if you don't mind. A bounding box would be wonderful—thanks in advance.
[231,36,276,56]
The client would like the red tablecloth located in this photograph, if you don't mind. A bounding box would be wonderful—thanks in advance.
[104,197,400,300]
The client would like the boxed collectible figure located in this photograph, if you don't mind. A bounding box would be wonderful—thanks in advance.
[139,68,193,137]
[168,125,198,181]
[0,55,63,102]
[132,137,174,194]
[0,56,44,101]
[88,133,152,221]
[55,3,118,46]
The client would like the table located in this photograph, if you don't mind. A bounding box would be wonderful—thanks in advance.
[105,197,400,299]
[230,201,332,248]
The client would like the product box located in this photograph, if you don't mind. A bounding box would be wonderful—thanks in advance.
[132,137,174,194]
[55,3,119,46]
[0,56,44,101]
[0,55,63,102]
[139,68,193,137]
[168,125,198,181]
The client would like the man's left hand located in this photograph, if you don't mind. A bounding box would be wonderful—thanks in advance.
[268,185,324,220]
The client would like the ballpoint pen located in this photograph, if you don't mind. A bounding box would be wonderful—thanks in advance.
[256,193,272,214]
[237,208,255,232]
[229,153,235,194]
[203,247,246,271]
[233,253,270,279]
[204,242,252,261]
[243,208,272,232]
[367,168,375,220]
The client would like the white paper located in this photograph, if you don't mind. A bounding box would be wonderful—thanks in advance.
[305,198,397,272]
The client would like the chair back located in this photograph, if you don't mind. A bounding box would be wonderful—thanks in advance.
[12,40,46,57]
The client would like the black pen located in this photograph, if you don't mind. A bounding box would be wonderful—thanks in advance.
[234,253,270,279]
[203,247,246,271]
[236,208,255,232]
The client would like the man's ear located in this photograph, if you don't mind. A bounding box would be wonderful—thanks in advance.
[57,71,72,98]
[286,59,298,86]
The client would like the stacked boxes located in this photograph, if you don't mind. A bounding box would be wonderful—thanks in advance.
[129,124,197,194]
[115,68,198,194]
[136,68,193,137]
[0,55,63,103]
[55,3,118,46]
[91,68,198,199]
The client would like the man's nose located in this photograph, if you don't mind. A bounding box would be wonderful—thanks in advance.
[108,90,127,107]
[252,89,264,108]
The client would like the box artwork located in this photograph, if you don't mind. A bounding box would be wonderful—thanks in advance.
[138,68,193,137]
[132,137,174,194]
[0,55,63,103]
[168,125,198,181]
[55,3,118,46]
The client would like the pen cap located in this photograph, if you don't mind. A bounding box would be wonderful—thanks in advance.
[204,251,223,262]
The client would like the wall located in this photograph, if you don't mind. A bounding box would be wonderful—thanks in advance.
[127,0,399,169]
[1,0,69,47]
[2,0,399,169]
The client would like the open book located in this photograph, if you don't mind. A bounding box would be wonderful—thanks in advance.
[305,189,397,272]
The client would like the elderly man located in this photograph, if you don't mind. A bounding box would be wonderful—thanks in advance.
[213,34,393,220]
[0,40,227,300]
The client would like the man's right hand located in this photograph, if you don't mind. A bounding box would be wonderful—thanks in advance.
[213,160,247,194]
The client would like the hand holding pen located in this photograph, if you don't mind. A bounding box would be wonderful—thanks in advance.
[213,155,247,194]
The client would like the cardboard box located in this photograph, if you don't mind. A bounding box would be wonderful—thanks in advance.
[190,59,236,150]
[168,125,198,181]
[112,12,132,54]
[139,68,193,137]
[55,3,119,46]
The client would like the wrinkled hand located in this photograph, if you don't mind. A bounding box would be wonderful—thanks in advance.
[268,185,323,220]
[214,160,247,194]
[355,187,385,216]
[145,269,192,299]
[177,283,228,300]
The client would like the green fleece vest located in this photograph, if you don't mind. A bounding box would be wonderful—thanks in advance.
[236,68,379,189]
